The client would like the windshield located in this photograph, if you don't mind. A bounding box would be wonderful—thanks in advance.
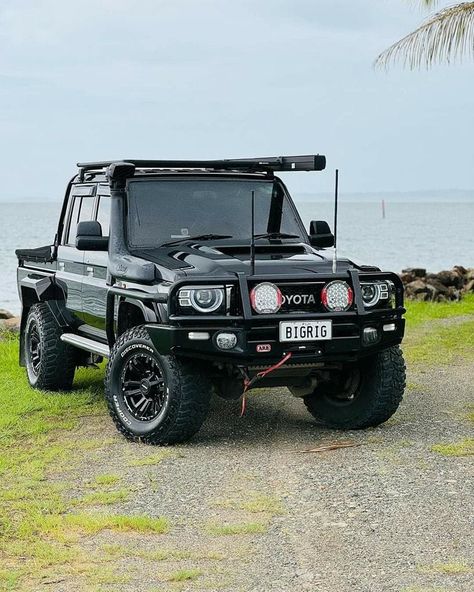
[126,178,306,249]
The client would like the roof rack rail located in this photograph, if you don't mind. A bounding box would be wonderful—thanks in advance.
[77,155,326,175]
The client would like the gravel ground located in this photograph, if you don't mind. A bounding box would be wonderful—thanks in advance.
[52,352,474,592]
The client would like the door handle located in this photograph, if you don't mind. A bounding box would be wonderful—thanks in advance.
[86,266,94,277]
[58,261,65,271]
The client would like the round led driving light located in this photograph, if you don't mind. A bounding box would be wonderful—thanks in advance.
[250,282,283,314]
[321,280,353,312]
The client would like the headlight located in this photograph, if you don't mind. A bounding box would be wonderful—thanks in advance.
[250,282,283,314]
[178,286,225,313]
[360,281,390,308]
[321,280,353,312]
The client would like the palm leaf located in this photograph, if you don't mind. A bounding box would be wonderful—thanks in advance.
[376,2,474,69]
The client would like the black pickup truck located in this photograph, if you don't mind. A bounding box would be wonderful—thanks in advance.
[16,155,406,445]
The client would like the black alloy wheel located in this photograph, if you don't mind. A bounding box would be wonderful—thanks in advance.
[27,319,42,376]
[120,353,167,421]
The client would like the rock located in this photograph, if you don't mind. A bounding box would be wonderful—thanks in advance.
[0,316,20,333]
[436,270,464,288]
[405,279,428,294]
[400,272,416,284]
[464,279,474,293]
[454,265,467,276]
[401,268,426,278]
[0,309,14,320]
[400,266,472,301]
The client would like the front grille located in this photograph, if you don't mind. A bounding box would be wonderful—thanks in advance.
[277,281,325,313]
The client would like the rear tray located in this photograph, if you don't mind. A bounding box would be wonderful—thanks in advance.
[15,245,54,263]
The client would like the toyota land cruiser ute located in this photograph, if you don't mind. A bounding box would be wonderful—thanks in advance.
[16,155,406,445]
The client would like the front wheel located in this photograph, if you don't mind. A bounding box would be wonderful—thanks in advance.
[303,346,406,430]
[105,326,212,445]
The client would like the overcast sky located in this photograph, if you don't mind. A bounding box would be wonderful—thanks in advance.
[0,0,472,200]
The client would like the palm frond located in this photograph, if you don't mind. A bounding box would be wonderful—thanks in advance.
[376,2,474,69]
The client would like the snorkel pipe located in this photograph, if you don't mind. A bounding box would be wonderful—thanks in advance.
[107,162,155,284]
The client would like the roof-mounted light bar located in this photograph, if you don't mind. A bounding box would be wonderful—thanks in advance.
[77,154,326,175]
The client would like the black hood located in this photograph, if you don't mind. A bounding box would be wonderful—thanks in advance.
[134,242,374,281]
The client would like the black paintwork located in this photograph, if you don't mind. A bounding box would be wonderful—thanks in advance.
[16,157,405,376]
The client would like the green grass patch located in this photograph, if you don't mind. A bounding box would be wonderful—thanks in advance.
[207,522,267,536]
[431,439,474,457]
[0,569,21,591]
[167,568,203,582]
[404,294,474,329]
[94,473,121,486]
[214,492,284,515]
[403,320,474,365]
[25,513,169,539]
[0,336,171,590]
[417,561,472,575]
[76,488,130,506]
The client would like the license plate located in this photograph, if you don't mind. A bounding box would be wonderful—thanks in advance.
[279,320,332,342]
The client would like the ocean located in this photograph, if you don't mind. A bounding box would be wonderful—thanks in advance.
[1,197,473,315]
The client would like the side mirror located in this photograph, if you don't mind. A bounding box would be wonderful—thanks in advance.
[76,221,109,251]
[309,220,335,248]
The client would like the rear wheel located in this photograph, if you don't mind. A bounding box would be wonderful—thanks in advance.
[105,326,212,445]
[24,303,76,390]
[303,346,406,429]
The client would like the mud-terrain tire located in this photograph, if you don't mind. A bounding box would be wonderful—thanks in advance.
[105,326,212,445]
[24,303,76,390]
[303,346,406,429]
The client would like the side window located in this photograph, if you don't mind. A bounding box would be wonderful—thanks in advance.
[66,196,95,246]
[96,196,111,237]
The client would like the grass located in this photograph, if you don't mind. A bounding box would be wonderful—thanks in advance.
[399,296,474,366]
[214,492,284,515]
[76,488,130,506]
[404,293,474,329]
[94,473,121,486]
[403,319,474,366]
[206,522,267,536]
[167,568,203,582]
[0,333,169,590]
[417,561,472,575]
[431,439,474,457]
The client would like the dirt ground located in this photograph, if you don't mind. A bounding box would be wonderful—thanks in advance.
[48,352,474,592]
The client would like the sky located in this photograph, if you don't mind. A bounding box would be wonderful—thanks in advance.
[0,0,473,200]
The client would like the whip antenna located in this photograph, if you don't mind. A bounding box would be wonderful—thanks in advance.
[332,169,339,274]
[250,190,256,275]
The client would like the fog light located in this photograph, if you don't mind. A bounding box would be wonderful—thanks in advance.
[188,332,210,341]
[363,327,379,345]
[216,332,238,350]
[383,323,396,332]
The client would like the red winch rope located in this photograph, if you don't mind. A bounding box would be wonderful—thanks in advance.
[240,351,293,417]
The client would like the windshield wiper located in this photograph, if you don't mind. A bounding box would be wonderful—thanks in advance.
[160,234,233,247]
[253,232,300,240]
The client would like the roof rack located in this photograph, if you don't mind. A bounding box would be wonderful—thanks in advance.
[76,155,326,176]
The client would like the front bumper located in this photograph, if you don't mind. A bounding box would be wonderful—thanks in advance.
[145,270,405,366]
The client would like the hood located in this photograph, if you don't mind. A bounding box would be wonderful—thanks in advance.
[135,242,374,280]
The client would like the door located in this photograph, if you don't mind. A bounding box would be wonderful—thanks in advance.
[56,186,96,321]
[81,189,111,336]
